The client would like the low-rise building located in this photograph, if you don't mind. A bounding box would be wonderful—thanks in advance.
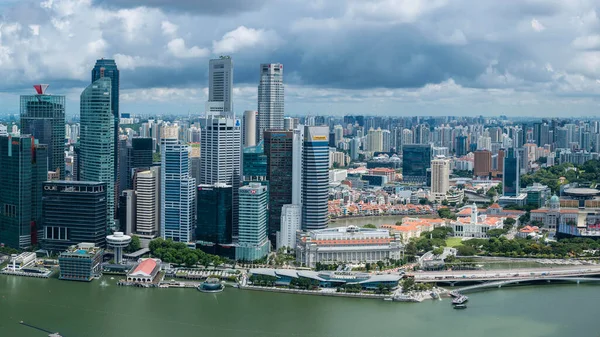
[249,268,401,290]
[296,226,403,268]
[126,258,162,283]
[517,225,541,238]
[5,252,36,271]
[530,196,578,232]
[451,204,504,238]
[522,183,551,208]
[381,218,446,243]
[58,243,103,282]
[329,169,348,183]
[456,203,524,219]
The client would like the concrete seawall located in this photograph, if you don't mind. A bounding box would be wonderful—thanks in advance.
[240,285,390,300]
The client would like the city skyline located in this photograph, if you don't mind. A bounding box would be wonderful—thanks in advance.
[1,1,600,117]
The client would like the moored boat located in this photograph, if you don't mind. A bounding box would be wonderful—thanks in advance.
[451,295,468,305]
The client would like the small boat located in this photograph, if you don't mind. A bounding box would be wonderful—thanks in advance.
[453,304,467,309]
[452,296,468,305]
[430,292,439,299]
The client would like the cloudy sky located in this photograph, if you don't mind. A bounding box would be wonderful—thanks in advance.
[1,0,600,117]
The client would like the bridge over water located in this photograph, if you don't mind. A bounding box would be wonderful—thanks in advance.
[454,277,600,293]
[413,264,600,286]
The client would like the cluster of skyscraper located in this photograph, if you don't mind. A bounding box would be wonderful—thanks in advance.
[0,56,331,263]
[195,57,329,260]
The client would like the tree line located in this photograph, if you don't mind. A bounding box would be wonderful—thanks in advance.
[149,238,229,267]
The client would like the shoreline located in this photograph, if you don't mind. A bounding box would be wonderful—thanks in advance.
[239,284,392,300]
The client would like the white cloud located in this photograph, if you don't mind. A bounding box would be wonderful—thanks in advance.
[161,20,178,36]
[531,18,545,32]
[167,38,209,58]
[572,35,600,50]
[568,51,600,77]
[439,29,468,45]
[113,54,160,70]
[212,26,282,54]
[347,0,448,23]
[121,87,204,102]
[29,24,40,36]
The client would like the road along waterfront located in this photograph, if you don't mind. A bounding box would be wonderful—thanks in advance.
[0,274,598,337]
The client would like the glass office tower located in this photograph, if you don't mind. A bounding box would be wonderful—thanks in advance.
[20,86,65,178]
[80,77,115,229]
[41,181,107,252]
[503,148,520,197]
[402,144,432,184]
[0,135,47,249]
[302,126,329,231]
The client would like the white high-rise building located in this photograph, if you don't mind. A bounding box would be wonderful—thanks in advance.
[207,56,233,116]
[382,129,391,152]
[401,128,413,149]
[367,128,383,152]
[200,115,241,239]
[477,135,492,151]
[135,166,160,239]
[257,63,284,141]
[276,204,301,250]
[160,126,195,243]
[284,117,298,130]
[431,158,450,202]
[334,125,344,147]
[243,110,257,147]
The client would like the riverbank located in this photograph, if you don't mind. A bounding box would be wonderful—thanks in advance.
[240,284,391,300]
[2,274,599,337]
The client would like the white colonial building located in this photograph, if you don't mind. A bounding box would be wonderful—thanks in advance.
[296,226,403,268]
[451,204,504,238]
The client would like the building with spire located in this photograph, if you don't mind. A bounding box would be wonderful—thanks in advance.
[20,84,65,179]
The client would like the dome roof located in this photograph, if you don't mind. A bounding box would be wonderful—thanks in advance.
[550,195,559,203]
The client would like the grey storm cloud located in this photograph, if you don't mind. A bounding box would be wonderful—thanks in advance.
[1,0,600,117]
[93,0,270,14]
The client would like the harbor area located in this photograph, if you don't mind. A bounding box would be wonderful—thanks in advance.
[1,252,54,278]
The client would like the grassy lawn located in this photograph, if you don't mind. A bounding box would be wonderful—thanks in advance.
[445,237,463,247]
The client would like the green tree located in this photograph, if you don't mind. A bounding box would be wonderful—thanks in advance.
[401,277,415,293]
[432,247,444,256]
[487,228,507,238]
[437,208,456,220]
[362,224,377,229]
[455,245,477,256]
[125,235,141,253]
